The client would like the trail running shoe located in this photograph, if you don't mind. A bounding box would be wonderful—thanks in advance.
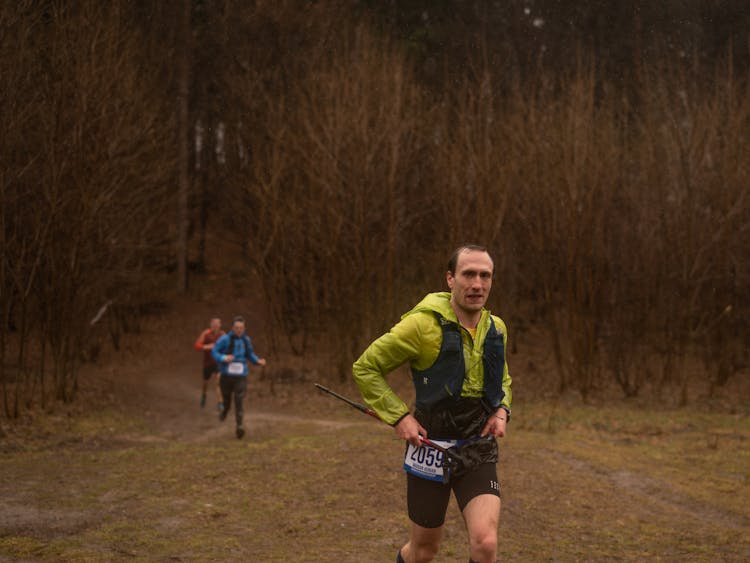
[236,426,245,439]
[200,394,206,408]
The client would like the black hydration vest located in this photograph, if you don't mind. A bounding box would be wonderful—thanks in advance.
[411,313,506,412]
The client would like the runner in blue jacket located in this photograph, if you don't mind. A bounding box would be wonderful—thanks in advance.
[211,316,266,439]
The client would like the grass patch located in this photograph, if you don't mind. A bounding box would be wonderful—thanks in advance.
[1,398,749,561]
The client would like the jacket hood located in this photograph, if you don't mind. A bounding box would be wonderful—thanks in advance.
[402,292,492,326]
[401,292,453,320]
[400,291,456,320]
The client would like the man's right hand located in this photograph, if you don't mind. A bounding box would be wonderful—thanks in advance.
[223,354,235,362]
[394,414,428,447]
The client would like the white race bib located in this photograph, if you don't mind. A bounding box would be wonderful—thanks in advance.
[227,361,245,375]
[403,439,457,482]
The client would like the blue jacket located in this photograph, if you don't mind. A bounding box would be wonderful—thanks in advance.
[211,332,260,377]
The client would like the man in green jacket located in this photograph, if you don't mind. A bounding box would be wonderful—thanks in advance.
[353,244,512,563]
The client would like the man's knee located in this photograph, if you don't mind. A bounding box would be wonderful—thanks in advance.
[406,520,443,563]
[469,529,497,562]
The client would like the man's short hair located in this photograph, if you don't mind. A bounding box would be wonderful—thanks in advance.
[447,244,492,275]
[233,315,245,324]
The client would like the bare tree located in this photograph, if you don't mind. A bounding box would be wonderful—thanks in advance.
[219,12,429,377]
[1,1,176,415]
[631,55,750,403]
[176,0,191,293]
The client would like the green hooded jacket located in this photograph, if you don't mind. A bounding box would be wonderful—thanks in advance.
[352,292,513,425]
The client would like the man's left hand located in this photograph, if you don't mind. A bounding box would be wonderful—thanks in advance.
[481,409,508,438]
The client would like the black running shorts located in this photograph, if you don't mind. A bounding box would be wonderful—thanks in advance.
[406,462,500,529]
[202,365,218,380]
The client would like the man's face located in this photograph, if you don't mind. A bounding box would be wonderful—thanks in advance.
[210,318,221,333]
[446,250,494,314]
[232,321,245,336]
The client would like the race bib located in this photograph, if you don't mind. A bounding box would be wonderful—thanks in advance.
[403,439,457,482]
[227,362,245,375]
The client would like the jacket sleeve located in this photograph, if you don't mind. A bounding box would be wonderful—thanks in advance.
[211,335,227,364]
[352,314,425,426]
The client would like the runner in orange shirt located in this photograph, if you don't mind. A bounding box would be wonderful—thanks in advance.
[194,317,225,410]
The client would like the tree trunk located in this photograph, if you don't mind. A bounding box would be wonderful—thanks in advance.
[176,0,191,293]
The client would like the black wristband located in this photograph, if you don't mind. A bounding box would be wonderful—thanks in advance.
[392,411,410,427]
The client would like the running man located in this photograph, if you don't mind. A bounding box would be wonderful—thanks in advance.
[211,316,267,439]
[353,245,512,563]
[194,317,225,410]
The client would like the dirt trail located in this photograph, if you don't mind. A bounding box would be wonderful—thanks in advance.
[104,292,381,449]
[110,322,360,447]
[539,447,749,533]
[129,357,366,445]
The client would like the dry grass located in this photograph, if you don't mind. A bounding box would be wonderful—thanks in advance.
[2,262,748,562]
[1,379,748,562]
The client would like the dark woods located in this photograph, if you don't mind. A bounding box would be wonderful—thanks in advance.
[1,1,748,417]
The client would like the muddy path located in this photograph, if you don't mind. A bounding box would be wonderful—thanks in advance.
[107,298,374,447]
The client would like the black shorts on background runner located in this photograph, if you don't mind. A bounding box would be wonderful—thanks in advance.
[202,365,218,380]
[407,462,500,528]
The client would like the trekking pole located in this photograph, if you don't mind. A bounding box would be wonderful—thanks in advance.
[313,383,455,457]
[314,383,380,420]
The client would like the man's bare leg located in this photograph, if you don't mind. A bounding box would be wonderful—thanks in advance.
[462,494,500,563]
[399,522,443,563]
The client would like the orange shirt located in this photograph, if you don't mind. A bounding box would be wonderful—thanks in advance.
[194,329,225,367]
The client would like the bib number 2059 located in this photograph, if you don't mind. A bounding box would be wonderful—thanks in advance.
[403,439,456,482]
[410,445,443,467]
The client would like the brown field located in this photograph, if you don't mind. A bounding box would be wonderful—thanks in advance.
[1,297,748,562]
